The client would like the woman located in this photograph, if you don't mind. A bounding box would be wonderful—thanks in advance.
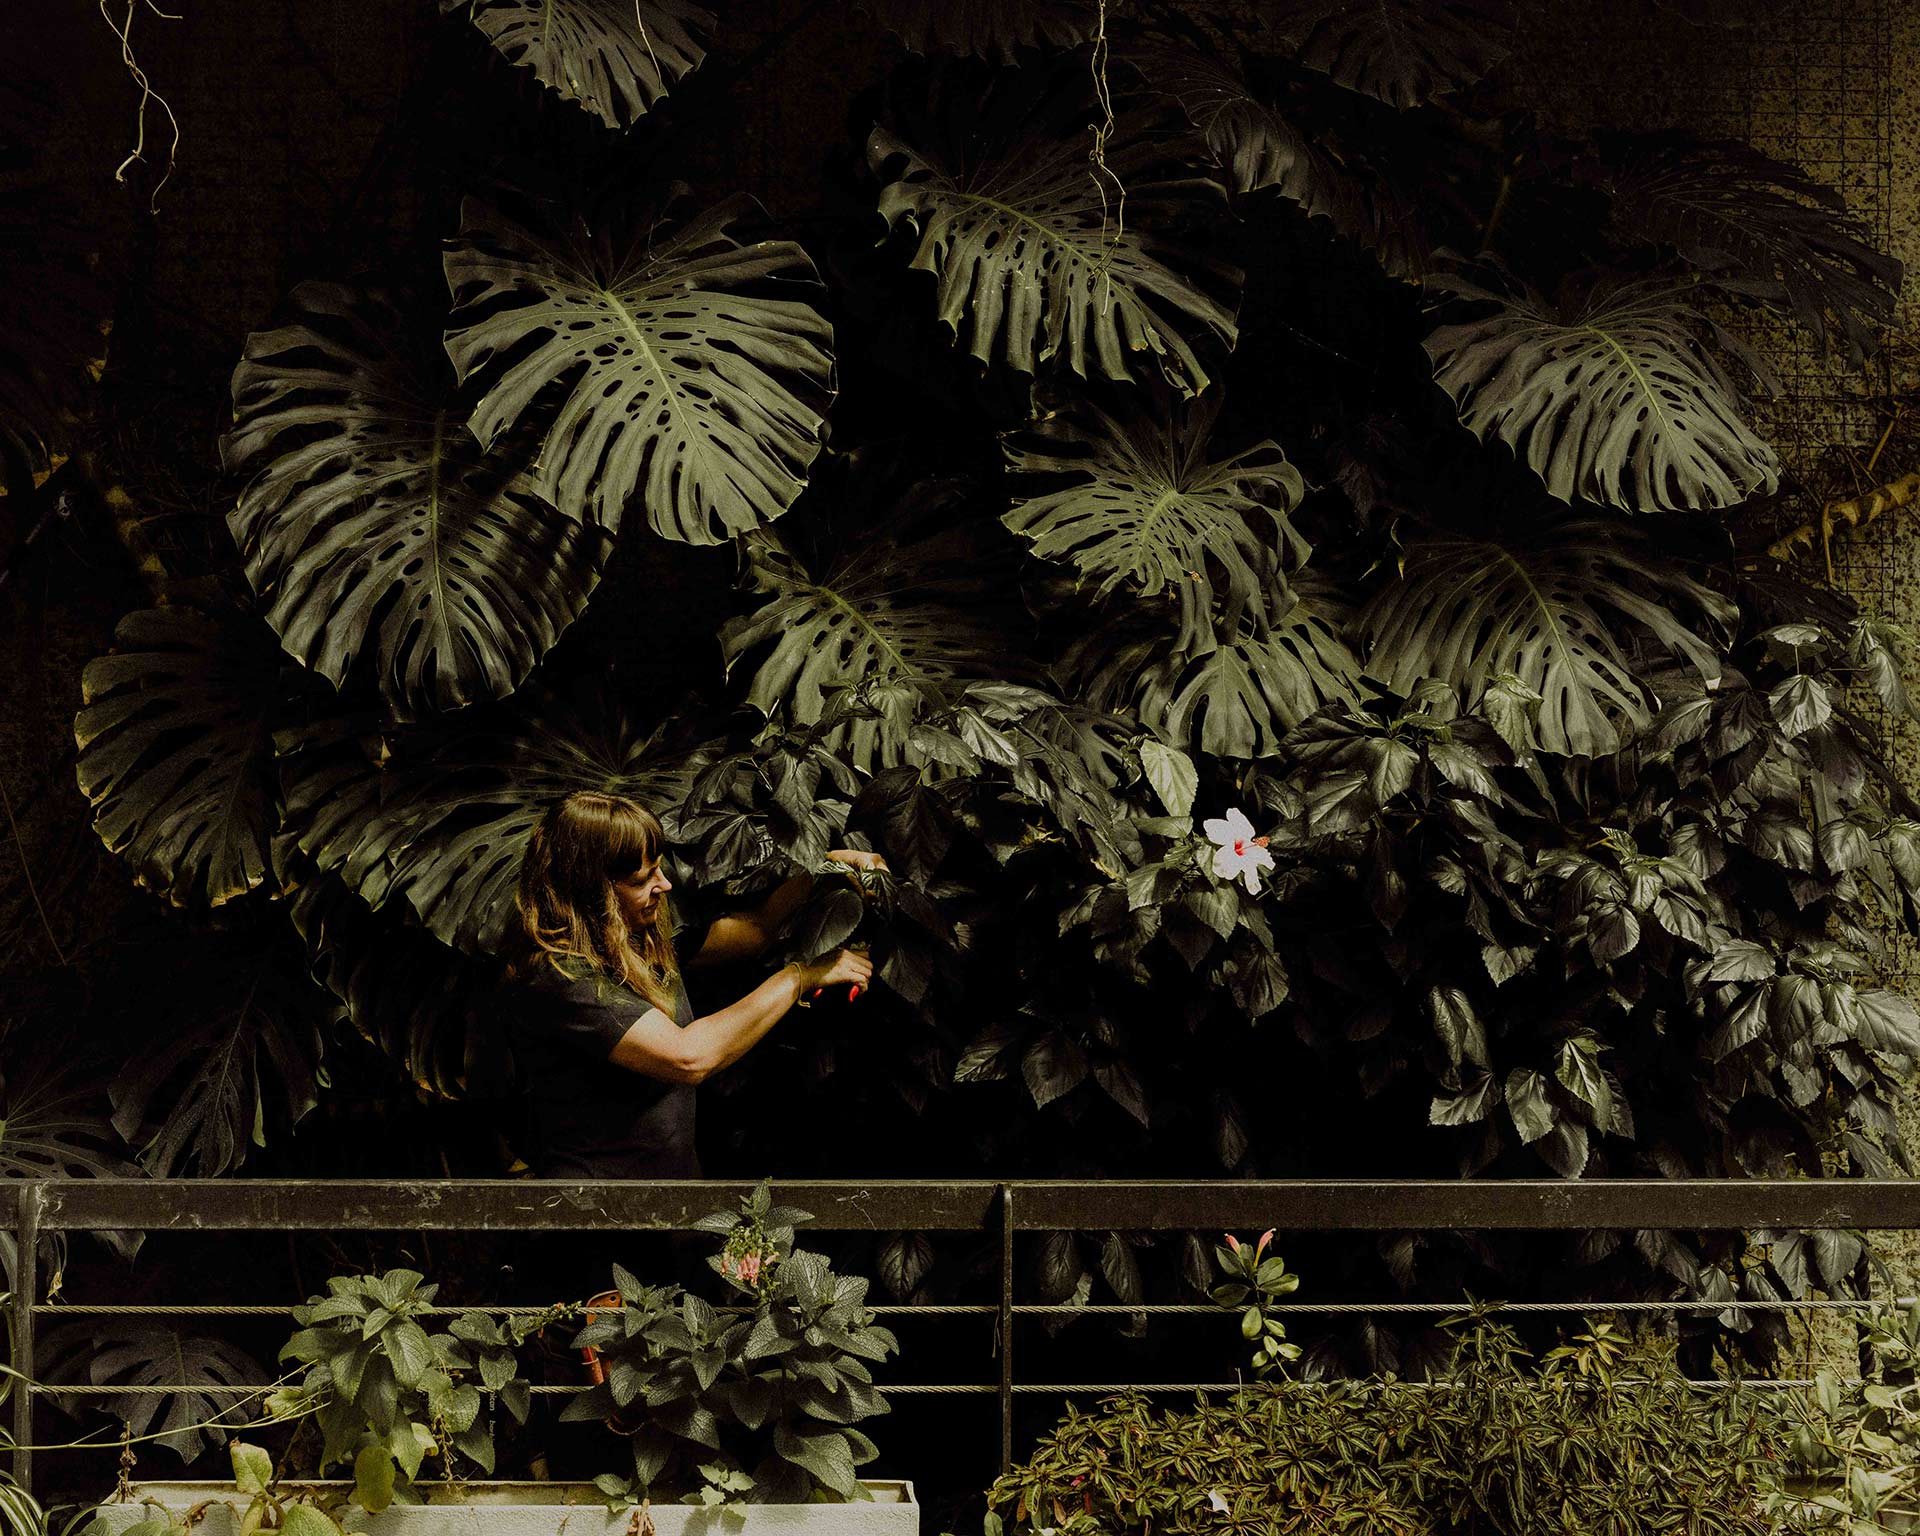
[503,789,879,1181]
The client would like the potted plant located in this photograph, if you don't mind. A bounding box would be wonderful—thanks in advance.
[83,1188,916,1534]
[565,1182,912,1526]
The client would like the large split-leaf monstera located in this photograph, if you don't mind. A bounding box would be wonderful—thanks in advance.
[868,118,1239,397]
[1003,395,1307,655]
[1265,0,1516,110]
[1070,582,1360,759]
[1424,273,1780,513]
[444,193,834,544]
[442,0,713,129]
[281,691,713,952]
[720,499,1019,772]
[73,608,286,908]
[1601,133,1903,366]
[223,282,610,721]
[1358,521,1736,756]
[108,940,329,1178]
[292,874,506,1100]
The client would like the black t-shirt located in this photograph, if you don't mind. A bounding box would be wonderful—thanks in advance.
[504,911,710,1180]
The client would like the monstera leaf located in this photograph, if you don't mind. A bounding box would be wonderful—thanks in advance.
[43,1323,266,1461]
[1136,47,1428,278]
[442,0,712,129]
[292,873,508,1101]
[0,1065,142,1279]
[109,940,329,1177]
[719,511,1018,772]
[1424,274,1779,513]
[1264,0,1515,109]
[222,283,610,721]
[444,194,834,544]
[1358,522,1735,756]
[1072,583,1361,759]
[868,121,1238,397]
[74,607,286,908]
[1602,134,1901,366]
[858,0,1094,60]
[281,691,713,952]
[1003,395,1307,655]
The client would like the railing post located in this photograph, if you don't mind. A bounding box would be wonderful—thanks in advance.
[998,1182,1014,1478]
[12,1182,42,1492]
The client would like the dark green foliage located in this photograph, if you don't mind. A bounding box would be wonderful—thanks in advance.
[268,1268,548,1496]
[565,1184,898,1509]
[442,0,714,129]
[34,0,1914,1339]
[73,608,286,908]
[989,1314,1801,1534]
[223,283,611,721]
[443,192,835,545]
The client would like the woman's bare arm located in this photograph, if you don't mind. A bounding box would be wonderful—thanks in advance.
[607,949,873,1084]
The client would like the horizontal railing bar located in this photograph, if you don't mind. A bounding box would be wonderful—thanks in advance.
[30,1303,999,1317]
[27,1179,1920,1233]
[26,1378,1836,1396]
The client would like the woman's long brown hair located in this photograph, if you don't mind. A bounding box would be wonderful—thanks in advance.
[509,791,680,1012]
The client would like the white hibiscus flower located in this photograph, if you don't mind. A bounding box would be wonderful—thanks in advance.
[1202,807,1274,895]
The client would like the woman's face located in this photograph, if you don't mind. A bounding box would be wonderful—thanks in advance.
[613,856,672,929]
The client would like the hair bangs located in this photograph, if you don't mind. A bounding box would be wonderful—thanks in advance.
[594,795,663,876]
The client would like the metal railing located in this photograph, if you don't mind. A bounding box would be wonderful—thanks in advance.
[12,1177,1920,1492]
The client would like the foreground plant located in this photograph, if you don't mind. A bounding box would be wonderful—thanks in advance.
[267,1269,556,1507]
[991,1308,1803,1534]
[568,1183,899,1512]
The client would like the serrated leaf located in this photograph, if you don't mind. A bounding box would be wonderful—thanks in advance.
[1021,1030,1089,1109]
[281,1506,343,1536]
[444,193,833,544]
[1430,1073,1500,1125]
[1138,740,1199,819]
[1505,1067,1556,1144]
[230,1441,273,1495]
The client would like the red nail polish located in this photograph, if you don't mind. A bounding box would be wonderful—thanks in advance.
[848,985,862,1002]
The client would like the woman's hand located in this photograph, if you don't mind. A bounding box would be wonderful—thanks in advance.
[825,848,889,874]
[796,947,874,994]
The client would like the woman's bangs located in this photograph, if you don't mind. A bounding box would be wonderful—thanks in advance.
[599,799,661,874]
